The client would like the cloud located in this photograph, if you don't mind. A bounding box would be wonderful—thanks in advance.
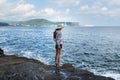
[0,0,72,21]
[50,0,81,7]
[0,0,6,4]
[109,0,120,6]
[37,8,72,21]
[39,8,58,16]
[36,8,60,20]
[79,2,120,17]
[11,2,36,18]
[12,3,35,14]
[55,15,72,22]
[65,9,70,14]
[0,0,36,20]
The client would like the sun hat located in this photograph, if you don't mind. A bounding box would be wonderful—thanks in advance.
[56,24,64,29]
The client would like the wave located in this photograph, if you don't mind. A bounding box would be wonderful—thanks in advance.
[91,70,120,80]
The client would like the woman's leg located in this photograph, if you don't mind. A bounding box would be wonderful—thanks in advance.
[58,48,62,66]
[55,48,59,66]
[55,44,62,67]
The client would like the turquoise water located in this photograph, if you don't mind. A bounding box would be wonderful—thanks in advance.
[0,26,120,80]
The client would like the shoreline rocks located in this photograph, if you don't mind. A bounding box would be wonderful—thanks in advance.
[0,55,115,80]
[0,48,5,57]
[0,48,115,80]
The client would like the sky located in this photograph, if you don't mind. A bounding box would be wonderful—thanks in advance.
[0,0,120,26]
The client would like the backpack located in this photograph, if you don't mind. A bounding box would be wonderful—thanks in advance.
[53,30,56,39]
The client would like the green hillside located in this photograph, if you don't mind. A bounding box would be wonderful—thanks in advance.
[21,19,55,26]
[9,19,79,26]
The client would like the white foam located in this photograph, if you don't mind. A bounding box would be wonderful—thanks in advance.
[36,54,52,65]
[36,56,49,64]
[3,46,14,55]
[20,51,50,64]
[21,51,33,58]
[90,69,120,80]
[103,72,120,80]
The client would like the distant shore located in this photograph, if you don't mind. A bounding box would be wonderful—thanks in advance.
[0,19,79,27]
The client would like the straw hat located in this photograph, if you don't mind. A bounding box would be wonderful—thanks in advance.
[56,24,64,29]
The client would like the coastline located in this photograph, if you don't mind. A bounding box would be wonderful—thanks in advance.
[0,54,115,80]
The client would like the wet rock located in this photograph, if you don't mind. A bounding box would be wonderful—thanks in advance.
[66,76,82,80]
[76,69,94,77]
[94,75,115,80]
[61,63,76,72]
[44,73,64,80]
[0,55,115,80]
[107,77,115,80]
[0,48,5,56]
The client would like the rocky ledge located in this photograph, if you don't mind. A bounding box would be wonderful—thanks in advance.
[0,49,115,80]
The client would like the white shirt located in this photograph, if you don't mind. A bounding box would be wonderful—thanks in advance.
[54,29,62,46]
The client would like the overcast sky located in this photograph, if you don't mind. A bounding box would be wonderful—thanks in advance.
[0,0,120,26]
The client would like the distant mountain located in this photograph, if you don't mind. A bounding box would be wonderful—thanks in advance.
[19,19,54,26]
[0,22,9,26]
[8,19,79,27]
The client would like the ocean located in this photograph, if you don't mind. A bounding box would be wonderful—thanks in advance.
[0,26,120,80]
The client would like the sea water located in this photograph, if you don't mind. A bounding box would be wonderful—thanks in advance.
[0,26,120,80]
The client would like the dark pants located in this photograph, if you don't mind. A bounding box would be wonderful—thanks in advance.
[55,44,62,49]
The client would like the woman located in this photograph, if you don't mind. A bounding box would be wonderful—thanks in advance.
[53,24,64,67]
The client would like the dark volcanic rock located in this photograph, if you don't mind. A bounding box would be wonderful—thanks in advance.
[0,48,5,56]
[61,63,76,72]
[0,55,115,80]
